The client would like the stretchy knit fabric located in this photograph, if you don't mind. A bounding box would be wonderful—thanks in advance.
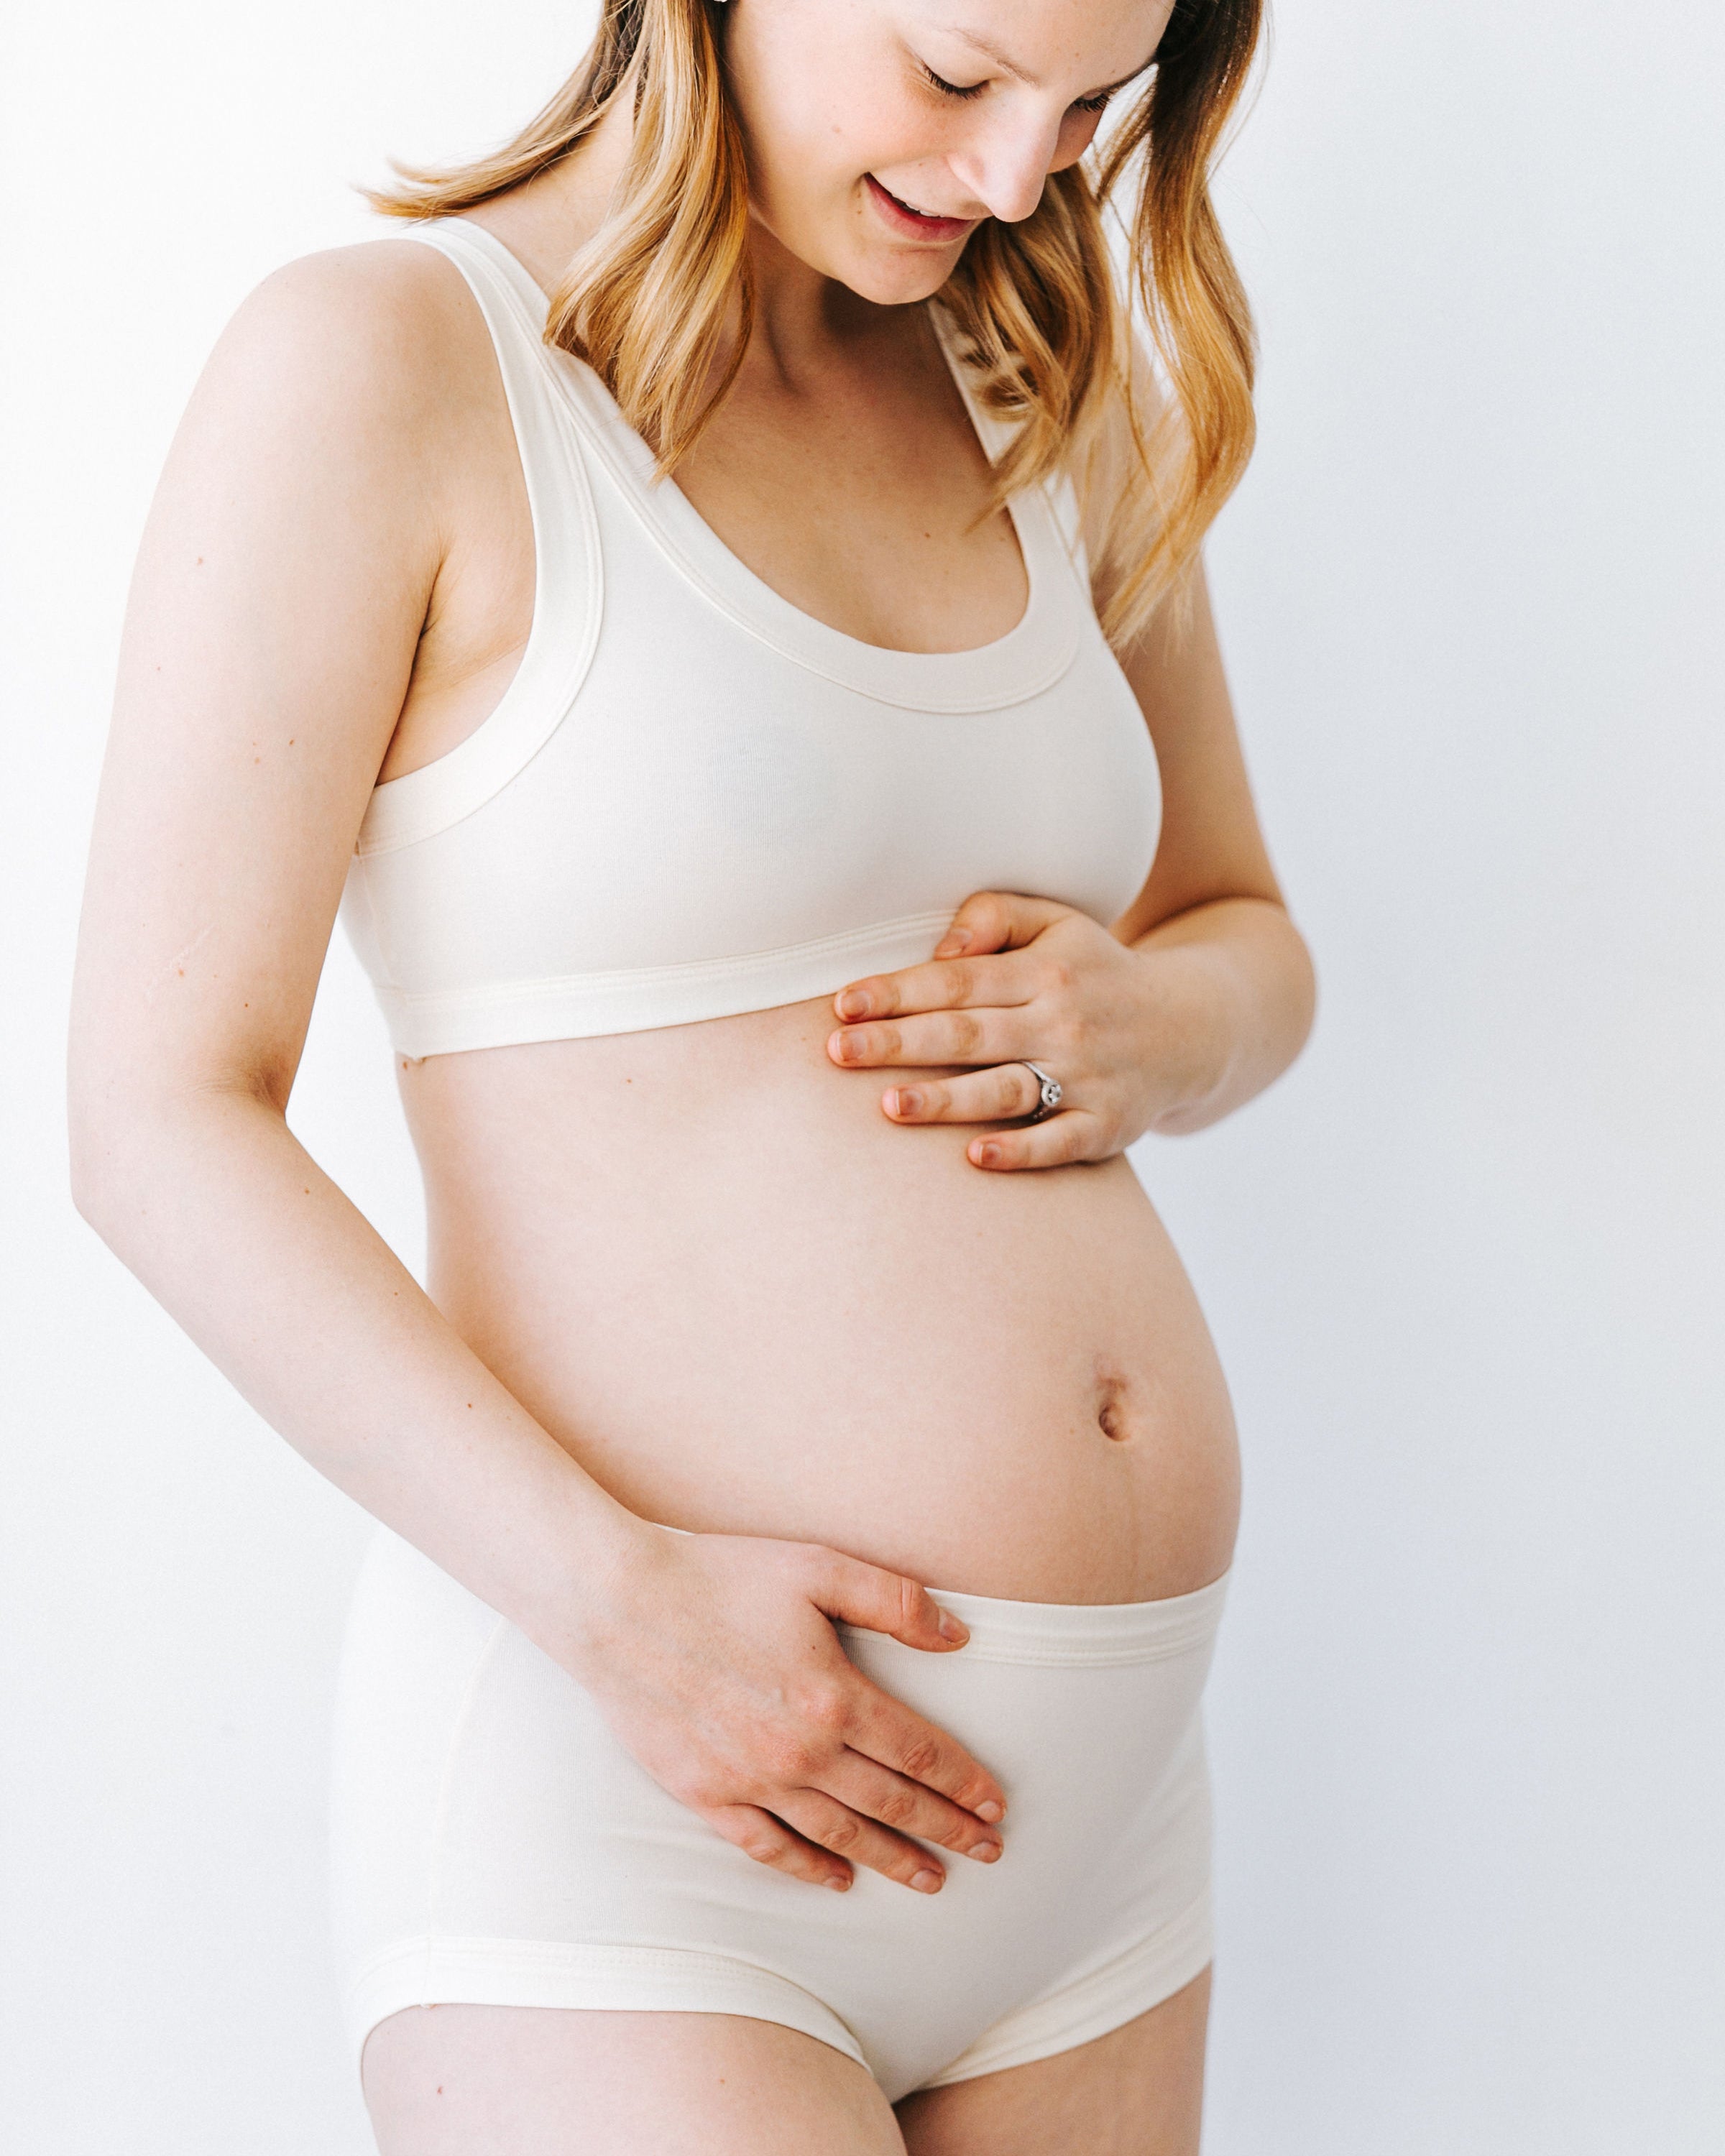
[338,216,1162,1056]
[332,1527,1225,2100]
[328,219,1210,2095]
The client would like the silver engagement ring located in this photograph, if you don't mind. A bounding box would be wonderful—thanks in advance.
[1017,1061,1064,1123]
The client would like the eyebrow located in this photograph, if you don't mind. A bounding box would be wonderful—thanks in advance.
[945,24,1161,99]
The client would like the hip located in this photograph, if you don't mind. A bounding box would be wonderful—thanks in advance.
[329,1525,1228,2102]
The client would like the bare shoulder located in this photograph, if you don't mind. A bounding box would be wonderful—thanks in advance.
[240,234,470,353]
[188,231,493,464]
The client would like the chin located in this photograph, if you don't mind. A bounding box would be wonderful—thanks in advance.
[829,238,967,308]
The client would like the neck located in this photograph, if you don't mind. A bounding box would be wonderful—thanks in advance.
[740,219,886,389]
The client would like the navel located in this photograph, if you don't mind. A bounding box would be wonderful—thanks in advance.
[1095,1365,1133,1443]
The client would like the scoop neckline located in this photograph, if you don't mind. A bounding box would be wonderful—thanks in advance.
[434,216,1080,709]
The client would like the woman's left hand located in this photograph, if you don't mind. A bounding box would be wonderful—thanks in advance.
[826,890,1205,1172]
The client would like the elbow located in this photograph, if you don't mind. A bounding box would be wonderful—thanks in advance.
[68,1140,133,1246]
[67,1051,108,1227]
[67,1148,102,1233]
[66,1067,135,1241]
[65,1054,249,1242]
[63,980,295,1238]
[66,1000,139,1234]
[1149,906,1317,1139]
[68,1047,290,1238]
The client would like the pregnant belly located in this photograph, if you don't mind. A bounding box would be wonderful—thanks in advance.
[399,996,1241,1603]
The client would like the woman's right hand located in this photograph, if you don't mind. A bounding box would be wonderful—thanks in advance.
[566,1525,1008,1894]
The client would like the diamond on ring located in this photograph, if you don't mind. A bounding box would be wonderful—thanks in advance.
[1019,1061,1062,1122]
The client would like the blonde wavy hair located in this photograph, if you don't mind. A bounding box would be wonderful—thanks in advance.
[370,0,1261,649]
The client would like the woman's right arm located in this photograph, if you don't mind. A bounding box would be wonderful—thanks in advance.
[67,246,1006,1892]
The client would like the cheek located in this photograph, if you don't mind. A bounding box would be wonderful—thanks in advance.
[732,17,868,181]
[727,16,937,212]
[1048,109,1105,173]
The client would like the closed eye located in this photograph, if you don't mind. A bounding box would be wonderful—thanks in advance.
[920,63,986,101]
[919,63,1115,116]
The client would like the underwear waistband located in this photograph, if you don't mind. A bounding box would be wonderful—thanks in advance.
[645,1520,1230,1667]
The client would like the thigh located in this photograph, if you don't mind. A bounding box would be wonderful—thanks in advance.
[893,1968,1211,2156]
[362,2004,908,2156]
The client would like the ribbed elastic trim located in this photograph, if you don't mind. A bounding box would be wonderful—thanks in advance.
[346,1936,866,2081]
[648,1521,1230,1668]
[913,1887,1214,2091]
[354,224,603,857]
[842,1572,1230,1668]
[376,910,954,1057]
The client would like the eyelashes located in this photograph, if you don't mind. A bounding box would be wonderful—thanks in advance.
[918,64,1113,116]
[920,65,985,101]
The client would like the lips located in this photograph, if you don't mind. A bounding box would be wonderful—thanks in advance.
[864,172,976,243]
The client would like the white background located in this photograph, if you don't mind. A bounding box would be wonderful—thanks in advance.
[4,1,1721,2148]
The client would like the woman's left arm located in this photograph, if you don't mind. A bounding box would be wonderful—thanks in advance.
[825,562,1317,1169]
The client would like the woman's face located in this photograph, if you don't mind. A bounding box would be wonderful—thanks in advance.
[722,0,1176,304]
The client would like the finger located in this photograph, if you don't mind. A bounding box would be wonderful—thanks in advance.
[805,1549,972,1651]
[931,891,1073,961]
[828,1006,1026,1071]
[831,948,1030,1033]
[799,1554,1006,1822]
[967,1110,1101,1173]
[699,1801,856,1892]
[772,1787,950,1894]
[819,1749,1004,1864]
[840,1673,1008,1825]
[883,1061,1044,1126]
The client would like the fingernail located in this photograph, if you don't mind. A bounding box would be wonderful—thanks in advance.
[937,1609,969,1643]
[837,989,870,1018]
[825,1874,851,1892]
[892,1087,923,1118]
[975,1800,1004,1824]
[975,1143,1001,1167]
[936,929,972,956]
[911,1869,942,1894]
[967,1840,1002,1862]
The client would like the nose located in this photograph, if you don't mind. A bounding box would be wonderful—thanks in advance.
[948,107,1067,226]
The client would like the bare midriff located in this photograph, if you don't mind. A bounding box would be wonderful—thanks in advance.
[399,992,1241,1608]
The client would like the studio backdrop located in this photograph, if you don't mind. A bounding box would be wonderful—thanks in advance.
[3,0,1721,2148]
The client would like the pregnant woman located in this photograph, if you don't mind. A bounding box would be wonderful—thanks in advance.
[68,0,1312,2148]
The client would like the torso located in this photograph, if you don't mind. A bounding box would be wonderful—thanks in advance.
[357,208,1240,1604]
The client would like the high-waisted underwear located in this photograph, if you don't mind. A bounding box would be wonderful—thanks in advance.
[329,1524,1228,2104]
